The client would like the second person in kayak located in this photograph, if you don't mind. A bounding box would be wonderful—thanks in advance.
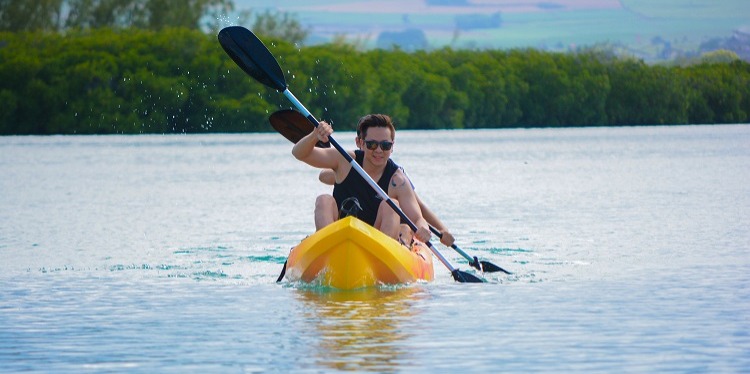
[292,113,431,244]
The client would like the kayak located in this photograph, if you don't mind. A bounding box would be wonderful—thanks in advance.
[284,216,434,289]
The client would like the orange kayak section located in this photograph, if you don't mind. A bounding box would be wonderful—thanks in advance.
[284,216,434,289]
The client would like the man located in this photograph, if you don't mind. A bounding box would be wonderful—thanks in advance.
[292,114,431,243]
[318,169,456,247]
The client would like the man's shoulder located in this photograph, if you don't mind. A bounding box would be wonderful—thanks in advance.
[385,157,402,177]
[388,168,409,188]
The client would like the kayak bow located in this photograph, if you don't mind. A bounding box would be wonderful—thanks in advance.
[285,216,434,289]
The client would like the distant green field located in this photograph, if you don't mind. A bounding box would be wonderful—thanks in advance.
[236,0,749,59]
[455,9,746,49]
[621,0,750,19]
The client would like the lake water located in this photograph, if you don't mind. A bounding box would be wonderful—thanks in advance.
[1,125,748,372]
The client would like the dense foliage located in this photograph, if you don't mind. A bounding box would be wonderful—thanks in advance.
[0,0,233,32]
[1,28,748,134]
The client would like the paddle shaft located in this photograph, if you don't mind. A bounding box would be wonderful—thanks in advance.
[282,89,461,273]
[430,225,472,258]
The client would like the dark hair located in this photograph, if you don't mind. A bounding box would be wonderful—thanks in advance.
[356,114,395,140]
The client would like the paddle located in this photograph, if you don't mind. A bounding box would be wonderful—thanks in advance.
[270,109,511,274]
[270,109,331,148]
[429,226,512,274]
[219,26,483,283]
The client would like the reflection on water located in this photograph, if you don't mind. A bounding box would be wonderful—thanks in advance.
[295,286,427,372]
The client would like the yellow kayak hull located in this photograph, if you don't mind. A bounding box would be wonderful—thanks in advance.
[285,216,434,290]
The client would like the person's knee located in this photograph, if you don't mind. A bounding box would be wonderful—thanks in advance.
[315,194,335,208]
[315,195,337,216]
[314,195,338,230]
[380,199,399,210]
[378,199,400,220]
[375,200,401,239]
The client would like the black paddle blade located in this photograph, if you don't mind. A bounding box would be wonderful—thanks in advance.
[469,256,512,274]
[276,259,288,282]
[269,109,330,147]
[468,257,483,271]
[480,260,512,274]
[218,26,287,92]
[451,269,485,283]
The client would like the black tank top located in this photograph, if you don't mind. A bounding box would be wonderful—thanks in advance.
[333,150,400,226]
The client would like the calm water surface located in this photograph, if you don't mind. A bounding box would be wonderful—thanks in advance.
[1,125,748,372]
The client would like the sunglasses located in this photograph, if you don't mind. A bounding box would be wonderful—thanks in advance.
[364,139,394,151]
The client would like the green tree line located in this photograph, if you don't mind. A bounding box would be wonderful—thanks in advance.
[0,0,308,43]
[0,0,233,32]
[1,28,748,135]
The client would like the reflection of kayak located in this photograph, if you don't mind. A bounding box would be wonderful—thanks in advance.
[295,287,426,371]
[285,216,434,289]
